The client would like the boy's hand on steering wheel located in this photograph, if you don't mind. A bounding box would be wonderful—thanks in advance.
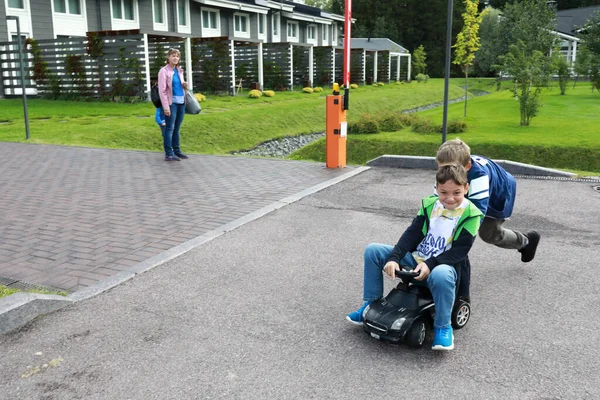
[413,263,430,281]
[383,261,400,279]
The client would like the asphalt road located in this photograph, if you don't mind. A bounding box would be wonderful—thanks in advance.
[0,167,599,399]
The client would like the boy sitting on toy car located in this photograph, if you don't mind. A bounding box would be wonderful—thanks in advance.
[346,164,482,351]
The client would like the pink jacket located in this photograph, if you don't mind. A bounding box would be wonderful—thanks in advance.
[158,64,187,110]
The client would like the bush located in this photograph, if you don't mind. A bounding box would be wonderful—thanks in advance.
[262,90,275,97]
[350,83,359,89]
[248,90,262,98]
[412,118,438,133]
[194,93,207,102]
[446,120,467,134]
[416,73,429,83]
[395,81,405,85]
[377,82,384,86]
[378,112,404,132]
[348,114,380,134]
[313,87,323,92]
[398,113,419,127]
[302,87,314,93]
[372,83,378,87]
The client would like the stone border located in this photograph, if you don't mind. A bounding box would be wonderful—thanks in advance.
[367,155,577,178]
[0,166,370,335]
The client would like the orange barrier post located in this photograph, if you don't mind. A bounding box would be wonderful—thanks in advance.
[325,87,347,169]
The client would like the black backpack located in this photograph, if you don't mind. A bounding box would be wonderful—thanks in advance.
[151,84,161,108]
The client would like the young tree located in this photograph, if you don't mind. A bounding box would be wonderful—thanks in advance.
[552,50,571,95]
[453,0,482,116]
[496,0,557,126]
[573,44,592,87]
[412,45,427,79]
[579,11,600,92]
[497,40,553,126]
[473,7,502,77]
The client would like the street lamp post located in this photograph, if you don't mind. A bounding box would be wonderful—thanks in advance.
[6,15,30,140]
[441,0,454,144]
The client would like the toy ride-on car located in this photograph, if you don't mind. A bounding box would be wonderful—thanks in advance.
[362,270,471,348]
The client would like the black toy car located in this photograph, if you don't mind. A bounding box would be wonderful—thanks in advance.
[362,270,471,348]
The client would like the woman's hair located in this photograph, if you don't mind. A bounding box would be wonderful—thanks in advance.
[166,48,181,66]
[436,138,471,167]
[436,164,468,186]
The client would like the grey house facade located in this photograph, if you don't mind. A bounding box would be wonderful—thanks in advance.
[1,0,343,46]
[554,5,600,66]
[1,0,355,96]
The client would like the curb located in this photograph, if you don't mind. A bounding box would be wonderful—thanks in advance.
[0,166,370,335]
[366,155,577,178]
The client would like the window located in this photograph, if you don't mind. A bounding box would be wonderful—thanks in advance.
[54,0,81,14]
[178,0,187,26]
[307,25,315,40]
[234,14,248,34]
[202,9,218,29]
[153,0,163,23]
[322,25,327,41]
[112,0,134,20]
[259,14,265,35]
[332,23,337,44]
[287,22,298,39]
[272,13,279,36]
[8,0,24,9]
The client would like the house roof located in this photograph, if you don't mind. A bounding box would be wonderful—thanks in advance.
[555,5,600,35]
[240,0,346,21]
[351,38,409,54]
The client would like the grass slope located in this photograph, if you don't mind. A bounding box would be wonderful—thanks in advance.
[292,80,600,174]
[0,81,462,155]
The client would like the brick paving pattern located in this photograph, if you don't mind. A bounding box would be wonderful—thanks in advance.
[0,143,353,292]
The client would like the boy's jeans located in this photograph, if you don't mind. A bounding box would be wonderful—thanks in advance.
[363,243,456,329]
[163,103,185,156]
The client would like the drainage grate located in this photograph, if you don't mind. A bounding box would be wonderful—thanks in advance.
[0,275,68,294]
[594,186,600,193]
[513,175,600,183]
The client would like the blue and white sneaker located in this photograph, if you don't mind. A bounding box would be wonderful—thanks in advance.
[432,326,454,351]
[346,301,371,325]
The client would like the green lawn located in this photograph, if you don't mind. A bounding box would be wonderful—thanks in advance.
[1,79,598,175]
[292,79,600,175]
[0,80,463,154]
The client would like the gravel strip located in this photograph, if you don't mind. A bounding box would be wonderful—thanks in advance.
[233,93,488,158]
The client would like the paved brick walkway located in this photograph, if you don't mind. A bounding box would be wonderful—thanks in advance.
[0,142,354,292]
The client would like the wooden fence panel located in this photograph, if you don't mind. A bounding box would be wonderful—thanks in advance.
[233,42,259,90]
[378,51,390,83]
[313,46,334,87]
[292,44,311,88]
[263,43,291,91]
[191,37,232,94]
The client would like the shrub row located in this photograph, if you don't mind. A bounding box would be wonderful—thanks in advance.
[347,111,466,135]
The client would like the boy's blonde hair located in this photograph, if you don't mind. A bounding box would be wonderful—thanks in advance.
[436,164,468,187]
[436,139,471,167]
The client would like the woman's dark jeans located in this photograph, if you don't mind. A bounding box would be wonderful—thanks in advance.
[163,103,185,156]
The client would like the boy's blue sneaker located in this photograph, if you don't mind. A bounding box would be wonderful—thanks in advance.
[346,301,371,325]
[432,326,454,351]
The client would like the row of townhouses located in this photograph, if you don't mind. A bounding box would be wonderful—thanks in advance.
[0,0,412,98]
[1,0,344,47]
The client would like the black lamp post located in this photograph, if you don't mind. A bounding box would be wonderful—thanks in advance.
[441,0,454,144]
[6,15,30,140]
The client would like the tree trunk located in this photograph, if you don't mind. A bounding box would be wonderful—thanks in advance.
[464,66,468,117]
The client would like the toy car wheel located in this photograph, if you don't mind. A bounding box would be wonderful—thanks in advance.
[405,318,427,348]
[451,300,470,329]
